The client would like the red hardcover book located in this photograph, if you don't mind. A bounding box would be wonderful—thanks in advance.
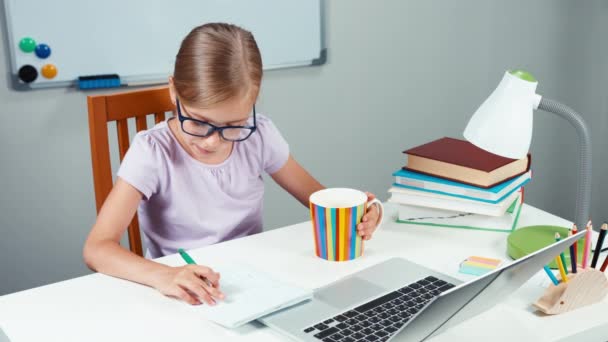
[403,137,531,188]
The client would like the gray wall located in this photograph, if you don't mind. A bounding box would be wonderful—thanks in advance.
[1,0,607,295]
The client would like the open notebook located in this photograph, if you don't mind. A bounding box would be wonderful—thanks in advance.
[190,264,312,328]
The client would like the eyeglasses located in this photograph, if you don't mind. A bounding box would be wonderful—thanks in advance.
[176,98,257,142]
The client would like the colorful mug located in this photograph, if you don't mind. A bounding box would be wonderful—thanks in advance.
[309,188,384,261]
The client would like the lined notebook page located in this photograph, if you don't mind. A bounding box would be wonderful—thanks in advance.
[189,264,313,328]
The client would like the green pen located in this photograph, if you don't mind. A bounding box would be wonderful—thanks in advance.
[178,248,196,264]
[177,248,221,303]
[178,248,218,293]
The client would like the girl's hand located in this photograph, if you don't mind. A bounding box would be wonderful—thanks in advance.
[357,192,382,241]
[152,265,224,305]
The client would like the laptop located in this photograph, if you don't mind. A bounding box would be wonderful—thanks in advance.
[260,230,585,342]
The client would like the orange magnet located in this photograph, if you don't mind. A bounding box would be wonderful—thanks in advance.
[41,64,57,79]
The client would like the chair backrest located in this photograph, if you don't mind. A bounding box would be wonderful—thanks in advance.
[87,86,174,256]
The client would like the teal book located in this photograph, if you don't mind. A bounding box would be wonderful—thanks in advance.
[393,169,531,203]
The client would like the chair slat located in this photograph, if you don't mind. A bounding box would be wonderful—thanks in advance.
[116,119,130,161]
[103,86,173,121]
[155,112,166,124]
[135,116,147,132]
[88,96,114,212]
[128,217,143,257]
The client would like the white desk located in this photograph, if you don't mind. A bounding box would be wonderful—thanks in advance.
[1,204,607,342]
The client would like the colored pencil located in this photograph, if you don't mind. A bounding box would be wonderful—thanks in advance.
[571,224,578,273]
[591,223,607,268]
[556,255,568,283]
[582,220,592,269]
[555,233,568,275]
[601,251,608,272]
[568,230,577,274]
[543,265,559,286]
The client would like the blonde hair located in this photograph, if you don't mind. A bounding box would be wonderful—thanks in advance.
[173,23,263,107]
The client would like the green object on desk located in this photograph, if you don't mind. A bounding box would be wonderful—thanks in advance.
[507,225,584,269]
[178,248,196,264]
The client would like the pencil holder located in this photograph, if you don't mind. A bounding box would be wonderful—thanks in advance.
[533,268,608,315]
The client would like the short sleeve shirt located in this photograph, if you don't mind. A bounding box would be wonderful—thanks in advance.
[117,114,289,258]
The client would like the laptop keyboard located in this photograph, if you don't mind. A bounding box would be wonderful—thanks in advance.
[303,276,455,342]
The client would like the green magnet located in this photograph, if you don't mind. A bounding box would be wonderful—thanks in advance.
[19,37,36,53]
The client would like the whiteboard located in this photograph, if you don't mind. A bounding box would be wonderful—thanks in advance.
[3,0,325,89]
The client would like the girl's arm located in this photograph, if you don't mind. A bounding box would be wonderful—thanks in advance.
[271,154,381,239]
[83,178,224,305]
[270,155,324,206]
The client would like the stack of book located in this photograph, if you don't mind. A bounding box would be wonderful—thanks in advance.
[389,137,532,232]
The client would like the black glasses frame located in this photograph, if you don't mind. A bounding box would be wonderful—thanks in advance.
[176,98,257,142]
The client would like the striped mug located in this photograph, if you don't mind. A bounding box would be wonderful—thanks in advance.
[309,188,383,261]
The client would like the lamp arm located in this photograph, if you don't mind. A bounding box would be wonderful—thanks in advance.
[537,97,592,230]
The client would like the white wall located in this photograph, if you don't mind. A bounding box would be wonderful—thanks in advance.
[1,0,607,295]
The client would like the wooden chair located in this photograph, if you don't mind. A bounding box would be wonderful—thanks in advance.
[87,86,173,256]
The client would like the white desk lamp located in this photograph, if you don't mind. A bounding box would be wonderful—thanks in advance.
[464,70,592,232]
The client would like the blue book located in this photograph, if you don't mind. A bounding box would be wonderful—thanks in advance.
[392,169,531,204]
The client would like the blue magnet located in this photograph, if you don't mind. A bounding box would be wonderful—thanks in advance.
[35,43,51,59]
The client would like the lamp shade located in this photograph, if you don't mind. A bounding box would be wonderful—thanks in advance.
[463,70,542,159]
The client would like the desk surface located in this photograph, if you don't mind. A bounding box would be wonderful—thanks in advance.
[1,204,607,342]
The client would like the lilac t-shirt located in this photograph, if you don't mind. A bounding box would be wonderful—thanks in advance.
[117,114,289,258]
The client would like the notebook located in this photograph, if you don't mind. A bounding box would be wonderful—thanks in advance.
[395,193,523,232]
[388,186,521,216]
[190,264,313,328]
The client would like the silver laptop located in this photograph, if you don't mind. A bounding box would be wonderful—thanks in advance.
[260,230,585,342]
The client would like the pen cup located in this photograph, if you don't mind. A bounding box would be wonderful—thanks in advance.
[309,188,383,262]
[533,268,608,314]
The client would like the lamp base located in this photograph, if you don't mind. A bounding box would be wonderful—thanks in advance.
[507,225,584,269]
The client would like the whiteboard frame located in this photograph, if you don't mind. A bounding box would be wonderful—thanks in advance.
[2,0,327,91]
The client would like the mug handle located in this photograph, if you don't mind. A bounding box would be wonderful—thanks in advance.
[366,198,384,229]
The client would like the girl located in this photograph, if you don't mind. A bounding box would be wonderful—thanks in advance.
[83,23,381,306]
